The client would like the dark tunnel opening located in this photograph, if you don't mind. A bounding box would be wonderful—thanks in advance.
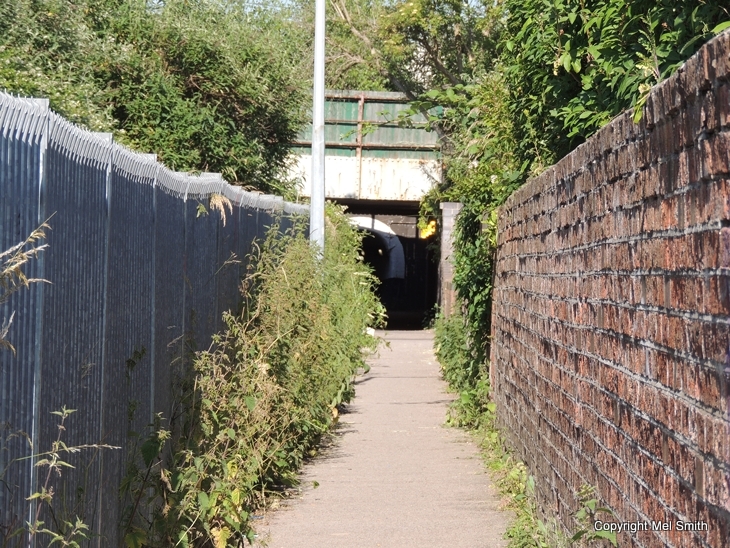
[350,209,438,330]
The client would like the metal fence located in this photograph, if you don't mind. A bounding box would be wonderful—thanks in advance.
[0,92,308,545]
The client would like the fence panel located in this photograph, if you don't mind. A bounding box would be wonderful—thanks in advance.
[184,196,217,353]
[0,97,46,533]
[215,194,241,331]
[0,92,309,546]
[36,116,111,532]
[152,171,187,430]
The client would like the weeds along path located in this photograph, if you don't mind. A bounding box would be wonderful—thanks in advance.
[254,330,509,547]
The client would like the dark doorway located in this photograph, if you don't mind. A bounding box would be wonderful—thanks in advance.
[343,200,438,330]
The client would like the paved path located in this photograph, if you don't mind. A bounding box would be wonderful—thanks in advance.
[254,330,509,548]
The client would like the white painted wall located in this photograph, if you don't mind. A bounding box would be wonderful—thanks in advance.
[289,154,441,201]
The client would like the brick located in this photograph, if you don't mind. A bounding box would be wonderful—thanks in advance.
[491,34,730,547]
[721,227,730,268]
[718,83,730,129]
[700,132,730,178]
[701,89,720,135]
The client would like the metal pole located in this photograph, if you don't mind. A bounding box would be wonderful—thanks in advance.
[310,0,325,253]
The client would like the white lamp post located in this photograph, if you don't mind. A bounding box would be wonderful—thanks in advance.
[310,0,326,253]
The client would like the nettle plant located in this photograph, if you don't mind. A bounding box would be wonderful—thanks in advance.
[1,407,118,548]
[121,207,384,547]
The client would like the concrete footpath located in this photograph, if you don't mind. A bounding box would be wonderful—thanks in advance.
[254,330,509,548]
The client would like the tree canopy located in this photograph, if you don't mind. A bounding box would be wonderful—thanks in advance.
[3,0,727,196]
[0,0,310,194]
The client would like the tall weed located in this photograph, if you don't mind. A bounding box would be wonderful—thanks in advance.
[123,206,384,547]
[435,310,617,548]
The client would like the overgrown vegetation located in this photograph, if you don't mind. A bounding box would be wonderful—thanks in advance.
[410,2,728,540]
[0,220,51,353]
[0,225,120,547]
[501,0,730,174]
[121,207,384,547]
[1,406,120,548]
[405,2,729,385]
[0,0,309,193]
[435,311,548,547]
[6,0,725,196]
[435,312,618,547]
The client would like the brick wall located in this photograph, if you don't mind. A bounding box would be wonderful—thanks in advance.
[490,31,730,547]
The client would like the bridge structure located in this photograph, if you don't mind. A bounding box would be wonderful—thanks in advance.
[289,90,447,327]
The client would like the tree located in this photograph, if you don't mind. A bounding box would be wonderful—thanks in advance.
[0,0,311,194]
[501,0,730,174]
[101,0,307,191]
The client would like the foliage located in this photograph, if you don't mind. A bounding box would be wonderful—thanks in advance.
[318,0,504,94]
[323,0,393,91]
[0,408,119,548]
[570,485,618,547]
[434,310,474,392]
[379,0,502,91]
[413,72,518,377]
[450,208,496,367]
[0,220,51,353]
[0,0,309,193]
[436,314,619,547]
[434,320,550,547]
[0,0,115,130]
[121,207,384,547]
[414,71,520,213]
[412,3,729,375]
[501,0,730,174]
[102,0,307,191]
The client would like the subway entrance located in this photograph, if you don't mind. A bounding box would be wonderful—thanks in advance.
[342,199,438,330]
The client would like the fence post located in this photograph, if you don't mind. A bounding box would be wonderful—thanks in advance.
[92,132,113,548]
[144,155,158,426]
[29,98,49,546]
[439,202,463,317]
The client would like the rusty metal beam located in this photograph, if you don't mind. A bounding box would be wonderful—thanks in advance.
[357,93,365,199]
[292,141,439,151]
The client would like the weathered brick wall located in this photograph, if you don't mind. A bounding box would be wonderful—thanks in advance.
[491,31,730,547]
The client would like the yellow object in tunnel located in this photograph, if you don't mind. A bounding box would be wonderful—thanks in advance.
[419,219,437,239]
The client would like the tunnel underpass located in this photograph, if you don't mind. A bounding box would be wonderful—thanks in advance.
[344,199,437,330]
[289,90,443,328]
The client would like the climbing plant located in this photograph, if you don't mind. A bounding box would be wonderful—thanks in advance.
[501,0,730,174]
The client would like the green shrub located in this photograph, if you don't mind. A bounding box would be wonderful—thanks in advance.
[501,0,730,174]
[122,207,385,547]
[0,0,308,194]
[434,310,473,393]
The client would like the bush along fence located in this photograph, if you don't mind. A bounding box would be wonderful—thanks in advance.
[0,92,308,546]
[490,31,730,547]
[119,207,383,547]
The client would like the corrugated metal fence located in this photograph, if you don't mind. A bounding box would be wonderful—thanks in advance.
[0,93,308,545]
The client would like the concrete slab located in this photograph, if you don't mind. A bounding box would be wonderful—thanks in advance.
[253,330,509,548]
